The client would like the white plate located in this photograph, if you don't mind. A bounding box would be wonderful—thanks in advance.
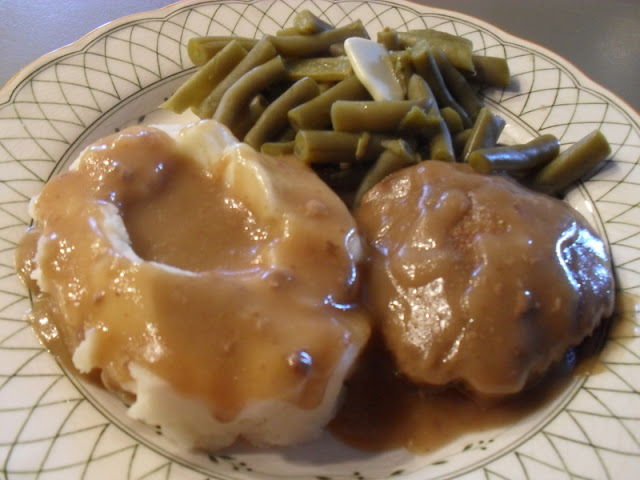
[1,1,639,479]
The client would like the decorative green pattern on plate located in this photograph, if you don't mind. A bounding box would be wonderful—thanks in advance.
[1,1,638,479]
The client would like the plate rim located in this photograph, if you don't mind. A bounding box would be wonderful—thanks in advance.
[1,1,638,479]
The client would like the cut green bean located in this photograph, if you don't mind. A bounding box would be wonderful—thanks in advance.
[410,41,472,127]
[294,130,388,164]
[244,77,320,149]
[286,56,352,82]
[213,56,288,138]
[471,55,511,88]
[377,27,401,51]
[295,130,361,164]
[278,127,297,142]
[390,50,414,94]
[531,130,611,194]
[355,132,371,160]
[355,140,417,206]
[467,134,560,174]
[433,48,483,121]
[162,40,248,113]
[406,74,455,162]
[406,73,437,112]
[461,107,506,161]
[249,94,269,123]
[453,128,473,157]
[398,106,442,136]
[440,106,464,134]
[194,38,278,119]
[288,75,370,130]
[293,10,333,34]
[329,42,346,56]
[397,29,474,72]
[429,127,456,162]
[317,82,333,94]
[261,141,296,156]
[331,99,430,133]
[276,27,301,36]
[268,20,369,57]
[187,36,258,67]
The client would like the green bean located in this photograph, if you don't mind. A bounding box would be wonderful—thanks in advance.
[244,77,320,149]
[293,10,333,35]
[398,106,442,136]
[406,73,437,112]
[295,130,360,164]
[187,36,258,66]
[294,130,388,164]
[213,56,288,138]
[194,38,278,119]
[407,74,455,162]
[317,82,334,94]
[286,56,352,82]
[329,42,346,56]
[268,20,369,57]
[467,134,560,174]
[396,29,474,72]
[433,48,483,121]
[354,140,417,206]
[471,55,511,88]
[389,50,414,94]
[278,126,297,142]
[429,127,456,162]
[440,106,464,134]
[377,27,400,51]
[410,41,472,127]
[276,27,301,37]
[461,107,506,161]
[249,94,269,123]
[288,75,370,130]
[331,100,430,133]
[355,132,371,160]
[530,130,611,194]
[453,128,473,157]
[261,141,296,156]
[162,40,248,114]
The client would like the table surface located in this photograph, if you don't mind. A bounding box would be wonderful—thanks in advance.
[1,0,638,113]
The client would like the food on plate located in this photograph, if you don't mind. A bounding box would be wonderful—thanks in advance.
[15,120,371,450]
[355,160,615,397]
[164,10,611,208]
[14,8,617,454]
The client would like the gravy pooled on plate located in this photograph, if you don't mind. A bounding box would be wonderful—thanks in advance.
[16,121,370,450]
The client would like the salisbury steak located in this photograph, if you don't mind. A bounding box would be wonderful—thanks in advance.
[355,160,614,397]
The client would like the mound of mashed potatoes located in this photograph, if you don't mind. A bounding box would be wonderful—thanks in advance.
[16,120,371,450]
[355,160,614,398]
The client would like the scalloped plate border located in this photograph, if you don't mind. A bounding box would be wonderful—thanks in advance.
[1,1,639,479]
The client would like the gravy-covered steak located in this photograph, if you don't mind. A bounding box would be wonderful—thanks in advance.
[356,160,614,397]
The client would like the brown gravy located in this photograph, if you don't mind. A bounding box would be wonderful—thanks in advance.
[329,333,602,453]
[16,124,370,421]
[355,161,614,397]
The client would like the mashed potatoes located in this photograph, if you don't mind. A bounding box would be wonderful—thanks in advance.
[16,120,370,450]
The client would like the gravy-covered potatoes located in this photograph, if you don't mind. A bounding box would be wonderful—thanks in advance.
[15,120,370,450]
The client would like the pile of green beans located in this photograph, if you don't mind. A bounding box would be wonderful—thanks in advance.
[162,10,611,206]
